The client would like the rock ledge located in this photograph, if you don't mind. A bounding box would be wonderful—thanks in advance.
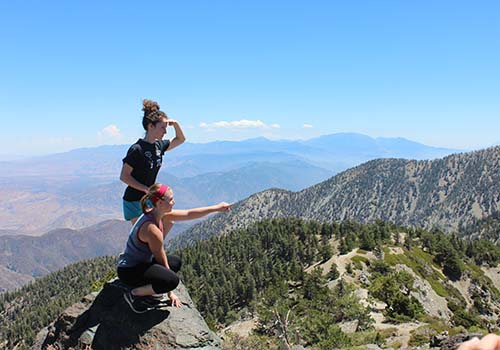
[32,280,221,350]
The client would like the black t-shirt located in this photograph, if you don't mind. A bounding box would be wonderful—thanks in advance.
[122,138,171,201]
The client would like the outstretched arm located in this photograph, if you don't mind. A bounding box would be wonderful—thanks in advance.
[164,202,232,222]
[458,334,500,350]
[167,119,186,151]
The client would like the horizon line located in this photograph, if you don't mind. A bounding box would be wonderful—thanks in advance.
[1,131,490,161]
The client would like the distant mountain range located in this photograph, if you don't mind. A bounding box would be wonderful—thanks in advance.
[0,146,496,293]
[0,220,127,292]
[0,133,459,179]
[0,133,459,235]
[0,219,192,292]
[171,146,500,248]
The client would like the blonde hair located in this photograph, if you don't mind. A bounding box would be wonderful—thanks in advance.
[140,183,173,214]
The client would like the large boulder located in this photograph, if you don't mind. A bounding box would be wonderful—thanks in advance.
[32,280,221,350]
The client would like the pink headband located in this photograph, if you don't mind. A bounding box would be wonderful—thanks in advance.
[150,184,169,204]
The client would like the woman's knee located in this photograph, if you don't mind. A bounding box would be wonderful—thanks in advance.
[167,255,182,272]
[152,274,179,294]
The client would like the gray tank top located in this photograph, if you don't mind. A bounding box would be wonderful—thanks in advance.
[117,214,160,268]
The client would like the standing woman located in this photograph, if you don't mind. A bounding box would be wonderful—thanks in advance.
[117,183,232,313]
[120,99,185,224]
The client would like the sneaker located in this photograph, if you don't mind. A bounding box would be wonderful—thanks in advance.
[151,293,169,302]
[123,291,152,314]
[151,293,170,301]
[141,296,161,307]
[143,294,173,308]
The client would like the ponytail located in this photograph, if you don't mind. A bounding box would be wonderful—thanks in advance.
[140,183,171,214]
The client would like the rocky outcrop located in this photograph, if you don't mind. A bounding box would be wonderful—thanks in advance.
[431,332,484,350]
[395,264,452,322]
[32,280,221,350]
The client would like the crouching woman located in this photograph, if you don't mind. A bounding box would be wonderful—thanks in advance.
[117,183,232,313]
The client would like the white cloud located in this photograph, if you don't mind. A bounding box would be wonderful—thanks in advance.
[200,119,280,130]
[98,124,122,138]
[303,124,314,129]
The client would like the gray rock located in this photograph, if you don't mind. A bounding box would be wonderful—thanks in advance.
[359,272,371,286]
[364,344,382,350]
[32,279,221,350]
[395,264,452,322]
[338,320,359,334]
[435,332,483,350]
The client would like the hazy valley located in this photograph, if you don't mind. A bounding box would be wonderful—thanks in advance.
[0,133,456,235]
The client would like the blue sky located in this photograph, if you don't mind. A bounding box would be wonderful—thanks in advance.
[1,1,499,157]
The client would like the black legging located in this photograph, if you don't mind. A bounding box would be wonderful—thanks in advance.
[117,255,182,294]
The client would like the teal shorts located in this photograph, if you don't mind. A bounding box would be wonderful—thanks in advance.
[123,200,142,221]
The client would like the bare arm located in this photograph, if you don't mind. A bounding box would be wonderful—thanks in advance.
[164,202,232,222]
[120,163,149,193]
[458,334,500,350]
[167,119,186,151]
[139,222,169,268]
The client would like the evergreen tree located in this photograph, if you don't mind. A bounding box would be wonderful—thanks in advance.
[319,241,334,262]
[328,263,340,280]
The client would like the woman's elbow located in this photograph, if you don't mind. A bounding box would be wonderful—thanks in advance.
[120,168,132,183]
[119,173,127,183]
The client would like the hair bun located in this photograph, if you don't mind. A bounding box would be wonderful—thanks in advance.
[142,99,160,116]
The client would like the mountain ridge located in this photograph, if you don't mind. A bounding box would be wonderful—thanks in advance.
[171,146,500,249]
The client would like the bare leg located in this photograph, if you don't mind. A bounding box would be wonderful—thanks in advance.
[131,284,155,297]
